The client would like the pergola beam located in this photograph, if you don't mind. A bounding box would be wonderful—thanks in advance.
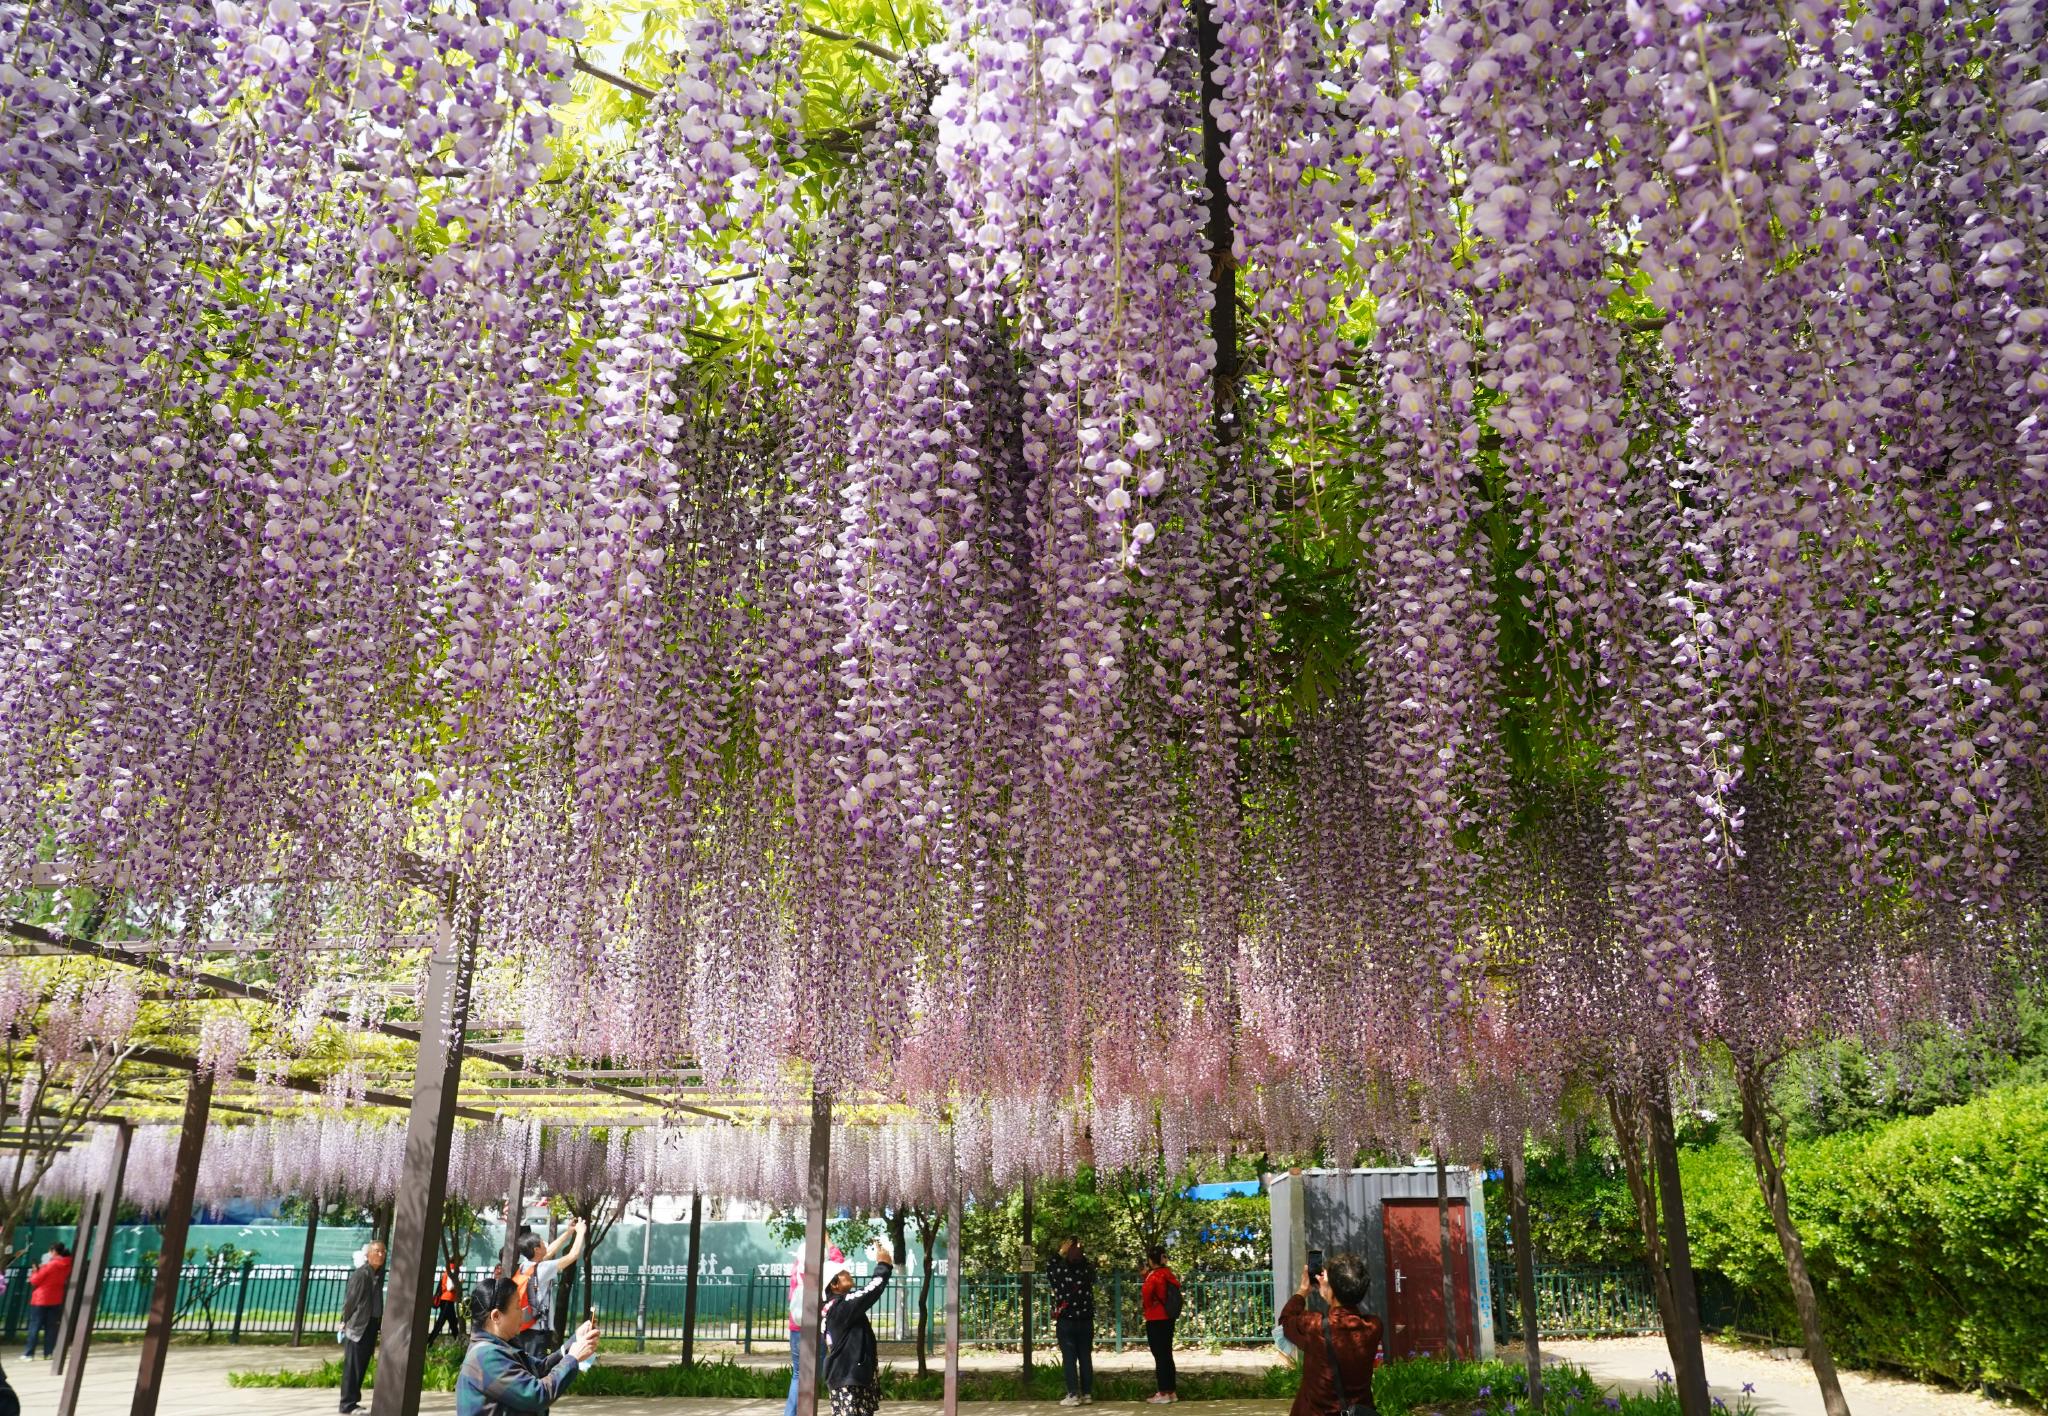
[11,919,722,1119]
[123,1044,497,1123]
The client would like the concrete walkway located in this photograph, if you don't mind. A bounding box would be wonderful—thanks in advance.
[1,1342,1286,1416]
[1540,1337,2021,1416]
[9,1335,2017,1416]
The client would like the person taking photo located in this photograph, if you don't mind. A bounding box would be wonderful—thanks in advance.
[514,1217,586,1358]
[1047,1237,1096,1406]
[457,1275,599,1416]
[1279,1254,1383,1416]
[21,1242,72,1360]
[823,1241,894,1416]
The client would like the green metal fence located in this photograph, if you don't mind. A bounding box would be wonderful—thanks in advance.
[1,1262,1276,1350]
[1489,1264,1661,1340]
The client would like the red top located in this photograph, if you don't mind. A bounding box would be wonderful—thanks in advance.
[1140,1265,1179,1322]
[28,1254,73,1307]
[438,1268,459,1302]
[1279,1295,1383,1416]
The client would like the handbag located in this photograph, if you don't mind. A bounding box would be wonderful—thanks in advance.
[1321,1313,1375,1416]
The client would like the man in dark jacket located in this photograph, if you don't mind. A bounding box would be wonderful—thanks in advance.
[823,1241,894,1416]
[337,1240,386,1414]
[1047,1237,1097,1405]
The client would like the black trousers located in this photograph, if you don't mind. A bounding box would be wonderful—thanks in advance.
[428,1300,463,1342]
[1145,1319,1176,1394]
[1056,1314,1094,1396]
[340,1321,378,1412]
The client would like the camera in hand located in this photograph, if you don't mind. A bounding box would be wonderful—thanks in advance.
[1306,1248,1325,1279]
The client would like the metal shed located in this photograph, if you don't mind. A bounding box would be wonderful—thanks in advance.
[1267,1166,1494,1361]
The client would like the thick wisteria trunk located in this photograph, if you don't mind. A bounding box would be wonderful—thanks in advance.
[1505,1136,1542,1403]
[1734,1056,1851,1416]
[1607,1079,1710,1416]
[1647,1089,1711,1416]
[915,1208,942,1376]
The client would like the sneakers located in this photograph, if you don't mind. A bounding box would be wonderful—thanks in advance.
[1147,1395,1179,1405]
[1061,1396,1083,1408]
[1080,1398,1095,1406]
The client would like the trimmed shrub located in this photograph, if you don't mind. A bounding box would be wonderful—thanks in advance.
[1681,1083,2048,1400]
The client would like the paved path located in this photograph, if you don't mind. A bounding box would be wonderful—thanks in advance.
[10,1335,2015,1416]
[1540,1338,2020,1416]
[1,1341,1284,1416]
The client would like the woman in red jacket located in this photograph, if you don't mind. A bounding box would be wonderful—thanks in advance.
[1139,1248,1180,1404]
[22,1241,73,1360]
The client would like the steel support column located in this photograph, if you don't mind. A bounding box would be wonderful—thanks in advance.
[1019,1174,1034,1377]
[48,1179,99,1375]
[681,1190,703,1366]
[943,1187,962,1416]
[796,1089,832,1416]
[369,888,478,1416]
[58,1121,130,1416]
[130,1073,212,1416]
[636,1196,654,1353]
[291,1194,322,1346]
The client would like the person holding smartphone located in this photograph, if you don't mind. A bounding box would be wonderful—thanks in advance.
[823,1241,895,1416]
[457,1275,599,1416]
[1280,1254,1383,1416]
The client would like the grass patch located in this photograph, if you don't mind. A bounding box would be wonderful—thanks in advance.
[1374,1357,1759,1416]
[228,1351,1757,1414]
[227,1354,1290,1400]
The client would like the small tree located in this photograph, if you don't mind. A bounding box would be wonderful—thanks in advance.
[0,967,142,1264]
[441,1196,487,1273]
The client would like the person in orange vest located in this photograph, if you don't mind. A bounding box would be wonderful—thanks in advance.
[429,1256,466,1343]
[22,1241,73,1359]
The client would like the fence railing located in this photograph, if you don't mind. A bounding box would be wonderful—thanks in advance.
[1489,1263,1662,1340]
[0,1261,1278,1349]
[0,1258,1667,1348]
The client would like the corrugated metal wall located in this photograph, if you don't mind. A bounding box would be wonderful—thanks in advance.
[1266,1167,1491,1358]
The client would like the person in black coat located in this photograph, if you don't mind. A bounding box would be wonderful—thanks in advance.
[823,1241,894,1416]
[1047,1237,1097,1405]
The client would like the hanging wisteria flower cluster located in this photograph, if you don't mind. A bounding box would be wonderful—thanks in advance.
[1,0,2043,1148]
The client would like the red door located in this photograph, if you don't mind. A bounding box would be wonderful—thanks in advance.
[1382,1199,1476,1359]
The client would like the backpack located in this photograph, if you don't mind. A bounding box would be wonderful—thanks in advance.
[1160,1272,1183,1322]
[512,1264,541,1333]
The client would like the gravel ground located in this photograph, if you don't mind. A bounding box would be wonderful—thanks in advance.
[1533,1337,2021,1416]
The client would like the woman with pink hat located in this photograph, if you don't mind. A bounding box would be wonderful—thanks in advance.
[787,1243,848,1416]
[823,1240,895,1416]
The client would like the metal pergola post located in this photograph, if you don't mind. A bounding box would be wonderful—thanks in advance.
[369,886,479,1416]
[943,1187,963,1416]
[796,1088,832,1416]
[131,1073,213,1416]
[57,1120,130,1416]
[291,1193,322,1346]
[1020,1173,1034,1378]
[635,1195,654,1352]
[680,1189,703,1365]
[502,1156,526,1274]
[49,1178,100,1375]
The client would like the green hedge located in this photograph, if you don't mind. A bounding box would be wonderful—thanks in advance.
[1679,1083,2048,1400]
